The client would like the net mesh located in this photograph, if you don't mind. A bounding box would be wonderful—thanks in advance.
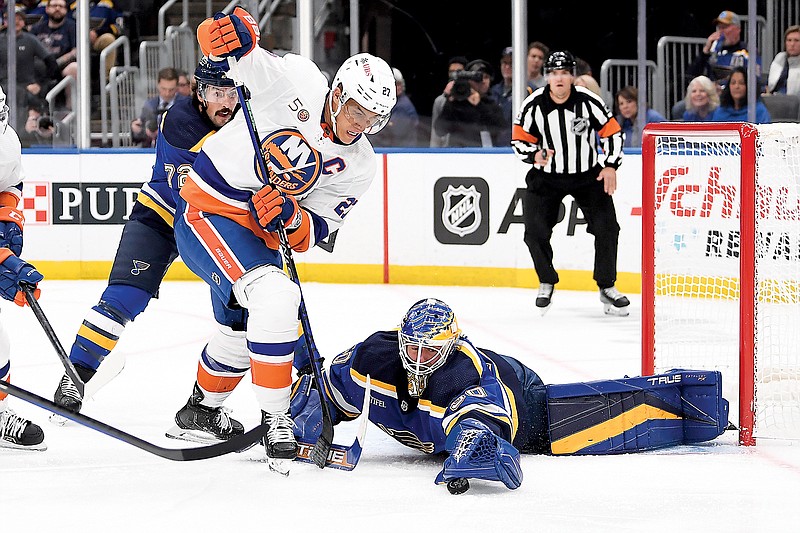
[649,124,800,441]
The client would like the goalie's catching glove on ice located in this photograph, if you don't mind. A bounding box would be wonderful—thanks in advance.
[197,7,260,61]
[0,248,42,306]
[435,419,523,490]
[0,205,24,257]
[249,184,301,233]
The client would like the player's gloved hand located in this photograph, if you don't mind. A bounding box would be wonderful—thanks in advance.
[202,7,260,60]
[0,249,43,306]
[0,206,24,257]
[249,184,300,233]
[290,373,323,443]
[435,419,523,490]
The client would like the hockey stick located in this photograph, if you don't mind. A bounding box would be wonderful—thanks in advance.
[235,82,334,468]
[294,375,372,471]
[0,379,268,460]
[23,286,85,396]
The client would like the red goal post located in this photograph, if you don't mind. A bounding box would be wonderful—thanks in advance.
[642,122,800,446]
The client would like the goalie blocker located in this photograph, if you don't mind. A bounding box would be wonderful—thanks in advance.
[545,369,729,455]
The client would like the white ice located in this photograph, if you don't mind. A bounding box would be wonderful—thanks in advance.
[2,281,799,532]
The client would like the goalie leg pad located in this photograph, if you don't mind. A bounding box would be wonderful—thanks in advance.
[546,369,729,455]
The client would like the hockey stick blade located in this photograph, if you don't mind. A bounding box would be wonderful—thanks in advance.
[295,375,371,471]
[0,380,267,461]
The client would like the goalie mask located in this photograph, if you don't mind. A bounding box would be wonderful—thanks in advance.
[329,52,396,135]
[0,84,8,134]
[398,298,461,397]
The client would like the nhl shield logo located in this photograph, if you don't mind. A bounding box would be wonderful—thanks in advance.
[433,177,490,245]
[441,185,481,237]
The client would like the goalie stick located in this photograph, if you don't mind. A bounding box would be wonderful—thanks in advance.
[294,375,372,471]
[0,379,268,460]
[235,81,334,468]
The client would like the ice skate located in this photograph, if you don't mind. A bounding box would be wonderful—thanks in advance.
[51,366,96,426]
[165,383,244,443]
[262,410,298,476]
[535,283,554,315]
[0,409,46,451]
[600,286,630,317]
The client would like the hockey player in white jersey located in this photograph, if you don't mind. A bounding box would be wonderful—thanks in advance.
[0,84,46,450]
[170,7,396,461]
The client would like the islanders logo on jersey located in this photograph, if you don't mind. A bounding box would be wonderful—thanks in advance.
[256,129,322,196]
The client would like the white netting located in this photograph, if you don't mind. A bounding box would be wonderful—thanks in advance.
[649,124,800,441]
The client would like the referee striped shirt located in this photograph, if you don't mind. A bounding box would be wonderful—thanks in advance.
[511,85,624,174]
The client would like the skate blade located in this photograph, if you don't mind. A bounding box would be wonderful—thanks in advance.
[267,457,291,476]
[603,304,630,317]
[49,413,72,427]
[538,303,552,316]
[165,425,225,445]
[0,440,47,451]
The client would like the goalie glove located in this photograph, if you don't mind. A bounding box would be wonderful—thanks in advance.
[0,206,24,257]
[290,373,323,444]
[249,184,301,233]
[197,6,260,61]
[0,248,42,306]
[435,419,523,490]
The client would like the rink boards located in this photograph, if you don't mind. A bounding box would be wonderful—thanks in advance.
[19,148,644,293]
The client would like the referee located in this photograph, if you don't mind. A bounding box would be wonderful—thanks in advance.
[511,50,630,316]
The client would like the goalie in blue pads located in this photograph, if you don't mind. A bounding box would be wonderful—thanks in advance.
[291,298,730,491]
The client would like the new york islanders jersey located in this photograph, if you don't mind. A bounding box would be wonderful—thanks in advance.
[0,125,24,199]
[319,330,549,454]
[136,97,219,227]
[181,49,377,252]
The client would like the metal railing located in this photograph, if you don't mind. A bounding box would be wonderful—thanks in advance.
[599,59,657,113]
[158,0,190,42]
[109,66,140,148]
[99,36,132,145]
[45,76,77,146]
[166,24,197,74]
[655,36,707,119]
[139,41,169,101]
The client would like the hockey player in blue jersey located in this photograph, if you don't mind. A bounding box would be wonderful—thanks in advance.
[291,298,730,491]
[51,59,240,436]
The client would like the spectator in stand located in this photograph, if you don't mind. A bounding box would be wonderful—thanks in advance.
[370,67,419,147]
[689,10,761,85]
[526,42,549,92]
[434,59,506,147]
[70,0,122,78]
[490,46,514,146]
[710,66,771,123]
[575,57,593,77]
[430,55,467,147]
[29,0,77,106]
[766,25,800,96]
[0,6,59,131]
[681,75,720,121]
[177,69,192,97]
[130,67,188,148]
[21,0,47,18]
[614,85,665,148]
[574,74,601,96]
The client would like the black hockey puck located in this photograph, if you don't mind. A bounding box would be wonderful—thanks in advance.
[447,477,470,495]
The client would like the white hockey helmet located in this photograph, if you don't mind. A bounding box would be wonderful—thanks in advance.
[330,53,396,134]
[0,84,8,134]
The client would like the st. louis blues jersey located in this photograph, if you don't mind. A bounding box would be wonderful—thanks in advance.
[181,48,377,252]
[320,330,549,454]
[135,97,218,227]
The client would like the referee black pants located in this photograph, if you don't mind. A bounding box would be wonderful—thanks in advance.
[521,165,620,289]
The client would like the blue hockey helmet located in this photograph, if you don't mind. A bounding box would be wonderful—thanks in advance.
[398,298,461,395]
[195,57,237,104]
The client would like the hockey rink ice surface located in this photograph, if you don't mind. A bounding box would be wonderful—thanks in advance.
[2,280,799,532]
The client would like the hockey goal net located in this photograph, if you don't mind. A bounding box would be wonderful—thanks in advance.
[642,122,800,446]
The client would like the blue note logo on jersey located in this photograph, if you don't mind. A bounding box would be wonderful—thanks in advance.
[256,129,322,196]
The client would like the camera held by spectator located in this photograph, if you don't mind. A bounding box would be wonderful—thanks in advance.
[449,70,484,102]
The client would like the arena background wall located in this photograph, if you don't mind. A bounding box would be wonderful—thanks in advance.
[19,148,644,294]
